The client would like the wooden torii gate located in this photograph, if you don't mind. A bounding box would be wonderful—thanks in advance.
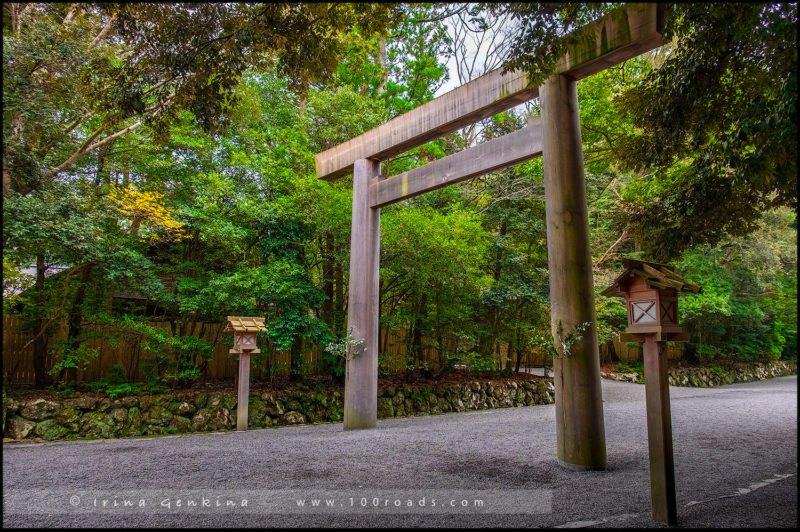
[315,4,665,471]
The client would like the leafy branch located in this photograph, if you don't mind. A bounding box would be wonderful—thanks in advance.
[324,328,366,362]
[532,320,593,364]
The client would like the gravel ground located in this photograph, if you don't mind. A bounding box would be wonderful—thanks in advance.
[2,376,796,528]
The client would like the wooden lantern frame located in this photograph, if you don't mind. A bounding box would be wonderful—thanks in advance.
[601,259,700,342]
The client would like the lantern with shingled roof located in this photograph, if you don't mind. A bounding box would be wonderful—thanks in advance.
[601,259,701,343]
[225,316,267,354]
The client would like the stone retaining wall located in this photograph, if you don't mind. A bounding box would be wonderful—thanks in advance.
[601,360,797,387]
[3,379,555,442]
[667,359,796,387]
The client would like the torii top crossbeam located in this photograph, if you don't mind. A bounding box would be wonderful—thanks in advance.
[315,3,664,182]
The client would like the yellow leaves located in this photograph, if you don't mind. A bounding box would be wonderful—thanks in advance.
[110,184,186,244]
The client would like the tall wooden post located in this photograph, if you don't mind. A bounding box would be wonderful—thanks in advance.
[601,260,698,526]
[344,158,381,429]
[643,336,677,525]
[225,317,266,432]
[236,351,251,431]
[540,74,607,470]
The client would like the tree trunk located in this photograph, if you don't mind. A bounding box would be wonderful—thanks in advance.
[378,36,388,95]
[9,3,20,33]
[478,219,507,357]
[334,262,344,335]
[93,140,113,187]
[514,346,524,373]
[411,293,427,371]
[2,169,10,197]
[289,336,304,381]
[33,253,51,387]
[61,264,95,383]
[321,234,334,326]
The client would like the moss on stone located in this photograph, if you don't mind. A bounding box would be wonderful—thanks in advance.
[34,419,68,441]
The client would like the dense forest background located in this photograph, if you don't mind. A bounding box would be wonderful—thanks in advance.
[3,3,796,390]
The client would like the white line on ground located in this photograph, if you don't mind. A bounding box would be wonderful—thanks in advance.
[554,512,642,528]
[685,470,796,507]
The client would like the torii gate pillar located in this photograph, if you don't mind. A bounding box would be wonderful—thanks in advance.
[343,158,381,429]
[541,74,607,470]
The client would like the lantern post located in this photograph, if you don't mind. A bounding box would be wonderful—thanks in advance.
[225,316,268,431]
[602,259,701,526]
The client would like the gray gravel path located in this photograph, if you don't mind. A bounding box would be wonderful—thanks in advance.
[2,376,796,528]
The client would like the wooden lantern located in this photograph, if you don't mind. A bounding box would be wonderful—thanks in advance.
[224,316,268,431]
[225,316,267,354]
[602,259,700,526]
[601,259,700,343]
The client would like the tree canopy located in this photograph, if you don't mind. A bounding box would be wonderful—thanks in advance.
[496,2,797,260]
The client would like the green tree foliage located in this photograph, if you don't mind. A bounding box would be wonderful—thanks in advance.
[381,206,492,372]
[2,2,399,194]
[496,2,797,261]
[676,208,797,362]
[382,4,452,117]
[616,3,797,261]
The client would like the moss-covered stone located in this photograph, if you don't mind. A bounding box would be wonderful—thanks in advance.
[121,396,138,409]
[143,405,173,426]
[176,401,196,416]
[283,411,305,424]
[219,394,237,411]
[110,408,128,423]
[1,372,598,441]
[403,398,415,413]
[137,396,160,411]
[96,398,113,413]
[391,391,405,406]
[34,419,68,441]
[246,397,267,427]
[80,412,113,439]
[325,407,342,422]
[193,393,208,410]
[208,408,232,431]
[191,408,214,431]
[376,397,394,418]
[6,416,35,439]
[65,396,97,410]
[126,407,142,431]
[263,397,285,417]
[170,415,192,434]
[19,399,59,421]
[54,407,81,426]
[452,398,465,412]
[207,392,222,408]
[144,424,167,436]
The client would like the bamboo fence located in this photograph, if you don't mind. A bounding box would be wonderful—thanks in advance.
[2,316,678,385]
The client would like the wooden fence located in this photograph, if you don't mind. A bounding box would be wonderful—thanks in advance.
[2,316,679,385]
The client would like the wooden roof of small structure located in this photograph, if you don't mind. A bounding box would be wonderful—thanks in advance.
[600,259,701,298]
[225,316,268,333]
